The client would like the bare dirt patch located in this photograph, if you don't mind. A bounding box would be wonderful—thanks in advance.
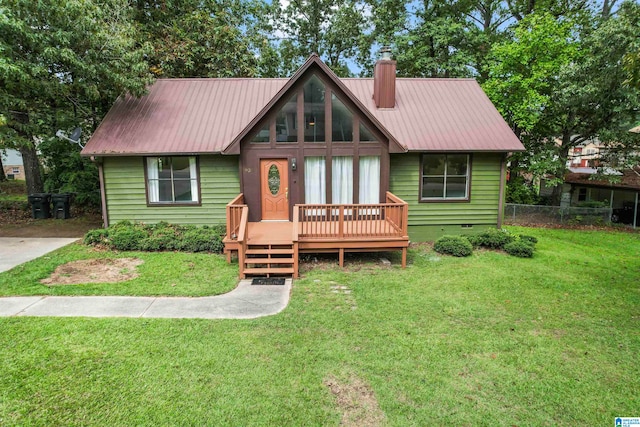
[41,258,144,285]
[324,374,386,427]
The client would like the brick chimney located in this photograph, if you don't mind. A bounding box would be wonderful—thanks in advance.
[373,46,396,109]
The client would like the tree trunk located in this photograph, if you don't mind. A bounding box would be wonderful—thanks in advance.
[19,144,44,194]
[0,155,6,182]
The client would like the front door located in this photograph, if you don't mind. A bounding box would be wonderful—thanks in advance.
[260,159,289,220]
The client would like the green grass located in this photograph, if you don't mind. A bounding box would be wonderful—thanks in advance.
[0,193,26,202]
[0,243,237,297]
[0,227,639,425]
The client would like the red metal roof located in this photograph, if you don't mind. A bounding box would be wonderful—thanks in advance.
[83,78,287,155]
[342,78,523,152]
[82,72,524,156]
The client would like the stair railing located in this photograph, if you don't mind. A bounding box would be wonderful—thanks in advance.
[236,206,249,278]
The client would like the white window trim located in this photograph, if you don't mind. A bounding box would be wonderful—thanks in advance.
[146,156,200,205]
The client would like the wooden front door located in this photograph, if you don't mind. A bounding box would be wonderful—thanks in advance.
[260,159,289,220]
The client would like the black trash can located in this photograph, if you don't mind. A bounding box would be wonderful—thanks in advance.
[28,193,51,219]
[51,193,72,219]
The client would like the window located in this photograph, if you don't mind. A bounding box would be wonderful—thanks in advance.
[578,187,587,202]
[146,157,199,204]
[332,156,353,204]
[275,95,297,143]
[359,122,376,142]
[332,94,353,142]
[251,124,270,143]
[359,156,380,203]
[304,75,326,142]
[421,154,469,200]
[12,167,20,174]
[304,157,326,204]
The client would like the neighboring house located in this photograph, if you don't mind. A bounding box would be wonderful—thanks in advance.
[563,167,639,227]
[567,138,604,168]
[1,149,24,180]
[82,54,523,277]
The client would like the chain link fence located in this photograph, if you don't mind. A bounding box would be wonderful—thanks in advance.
[504,203,612,226]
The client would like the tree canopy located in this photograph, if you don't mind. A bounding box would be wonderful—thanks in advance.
[0,0,152,195]
[0,0,638,203]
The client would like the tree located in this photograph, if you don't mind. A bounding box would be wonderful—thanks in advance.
[132,0,267,78]
[272,0,372,76]
[393,0,476,78]
[483,2,640,200]
[0,0,152,195]
[623,48,640,90]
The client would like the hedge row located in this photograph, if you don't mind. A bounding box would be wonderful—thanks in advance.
[84,221,225,253]
[0,199,29,211]
[434,228,538,258]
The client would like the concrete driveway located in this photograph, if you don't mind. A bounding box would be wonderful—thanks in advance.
[0,237,78,273]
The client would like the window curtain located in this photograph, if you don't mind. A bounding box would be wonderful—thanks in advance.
[147,157,160,203]
[189,157,198,202]
[359,156,380,204]
[332,156,353,204]
[304,157,326,204]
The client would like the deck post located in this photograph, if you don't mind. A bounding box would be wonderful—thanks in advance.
[293,208,300,278]
[339,248,344,267]
[402,247,407,268]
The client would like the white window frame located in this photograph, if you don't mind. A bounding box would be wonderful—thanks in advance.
[146,156,199,205]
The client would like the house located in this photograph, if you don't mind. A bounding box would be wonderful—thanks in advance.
[81,54,524,277]
[567,138,605,168]
[1,149,24,180]
[561,167,639,227]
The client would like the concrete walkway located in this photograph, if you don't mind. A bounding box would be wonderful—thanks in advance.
[0,279,292,319]
[0,237,79,273]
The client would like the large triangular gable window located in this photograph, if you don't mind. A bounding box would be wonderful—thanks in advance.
[246,72,385,204]
[332,94,353,142]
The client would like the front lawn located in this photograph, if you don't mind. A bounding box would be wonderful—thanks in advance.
[0,227,638,425]
[0,243,237,297]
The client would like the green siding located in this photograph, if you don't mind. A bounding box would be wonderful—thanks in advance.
[390,153,503,241]
[103,155,240,226]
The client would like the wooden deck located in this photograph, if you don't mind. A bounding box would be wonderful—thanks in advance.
[224,192,409,278]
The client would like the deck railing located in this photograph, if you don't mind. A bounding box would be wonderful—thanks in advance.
[384,192,409,237]
[226,193,246,240]
[294,192,408,240]
[236,205,249,274]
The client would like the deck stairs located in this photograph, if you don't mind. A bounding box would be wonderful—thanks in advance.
[240,222,297,278]
[242,243,295,278]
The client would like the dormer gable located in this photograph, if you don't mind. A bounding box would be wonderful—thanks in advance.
[222,54,406,154]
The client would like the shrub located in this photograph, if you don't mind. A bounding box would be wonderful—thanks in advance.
[0,180,26,195]
[576,200,608,208]
[504,240,534,258]
[433,235,473,257]
[474,228,515,249]
[83,221,225,253]
[83,228,108,245]
[179,228,224,253]
[0,199,29,211]
[109,228,147,251]
[462,233,483,248]
[506,177,540,205]
[518,234,538,245]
